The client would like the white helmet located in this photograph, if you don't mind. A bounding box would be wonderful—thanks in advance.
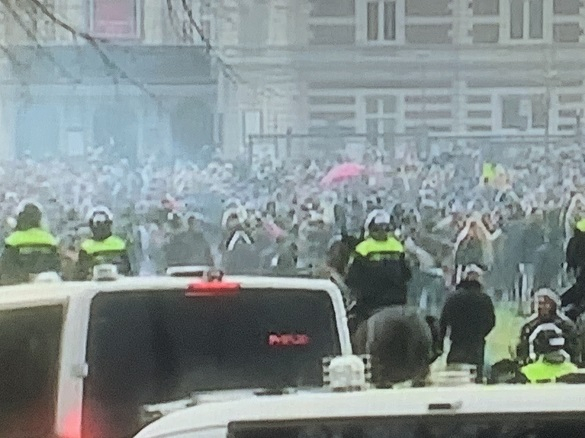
[364,209,390,230]
[533,288,561,308]
[87,206,114,225]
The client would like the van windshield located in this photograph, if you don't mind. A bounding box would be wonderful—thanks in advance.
[229,415,585,438]
[82,288,340,438]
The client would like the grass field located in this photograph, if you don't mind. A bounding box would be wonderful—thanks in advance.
[485,303,527,363]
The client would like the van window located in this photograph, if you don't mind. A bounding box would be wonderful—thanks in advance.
[82,288,340,438]
[229,414,585,438]
[0,305,63,438]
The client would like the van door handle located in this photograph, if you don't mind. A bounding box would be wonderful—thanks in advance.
[428,401,462,411]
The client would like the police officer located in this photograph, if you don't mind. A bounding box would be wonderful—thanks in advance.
[0,202,60,284]
[518,323,578,383]
[517,289,579,365]
[346,210,411,325]
[76,207,131,279]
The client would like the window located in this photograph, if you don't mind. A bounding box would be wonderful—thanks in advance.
[365,96,397,149]
[89,0,140,39]
[502,96,527,129]
[0,305,63,437]
[229,416,585,438]
[531,95,548,128]
[367,119,395,147]
[510,0,524,39]
[554,23,581,42]
[510,0,544,40]
[406,24,451,43]
[405,0,450,16]
[239,1,270,46]
[310,25,356,44]
[473,24,500,43]
[473,0,499,15]
[367,1,396,41]
[82,289,340,437]
[529,0,544,38]
[554,0,580,14]
[311,0,355,16]
[502,95,546,130]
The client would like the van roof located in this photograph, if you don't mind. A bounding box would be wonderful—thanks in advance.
[0,276,341,308]
[136,384,585,437]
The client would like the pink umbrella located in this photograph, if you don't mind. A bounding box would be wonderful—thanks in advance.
[263,221,286,239]
[320,163,365,186]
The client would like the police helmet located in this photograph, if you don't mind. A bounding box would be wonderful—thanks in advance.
[15,200,44,230]
[15,199,43,217]
[533,288,561,309]
[365,209,391,231]
[87,206,114,227]
[463,264,484,280]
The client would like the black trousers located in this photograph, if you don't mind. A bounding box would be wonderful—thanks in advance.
[447,342,486,382]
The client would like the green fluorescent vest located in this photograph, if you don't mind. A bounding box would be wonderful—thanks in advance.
[521,358,578,383]
[81,236,126,255]
[5,228,57,247]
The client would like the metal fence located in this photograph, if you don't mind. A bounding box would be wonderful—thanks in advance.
[246,131,578,166]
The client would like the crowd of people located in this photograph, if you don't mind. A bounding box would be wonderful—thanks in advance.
[3,140,585,383]
[1,142,584,291]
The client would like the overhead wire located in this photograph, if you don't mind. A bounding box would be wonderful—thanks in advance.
[0,43,26,70]
[166,0,190,43]
[180,0,286,105]
[27,0,159,102]
[0,43,33,97]
[0,0,79,82]
[178,0,252,88]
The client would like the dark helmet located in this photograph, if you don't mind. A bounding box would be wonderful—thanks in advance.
[15,201,43,231]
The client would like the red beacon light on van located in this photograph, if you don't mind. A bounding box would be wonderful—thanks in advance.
[186,269,240,296]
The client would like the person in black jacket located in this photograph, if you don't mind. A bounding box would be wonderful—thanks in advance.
[440,264,496,382]
[562,219,585,319]
[566,219,585,278]
[164,214,214,268]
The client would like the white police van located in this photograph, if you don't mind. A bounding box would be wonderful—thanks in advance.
[0,267,350,438]
[135,357,585,438]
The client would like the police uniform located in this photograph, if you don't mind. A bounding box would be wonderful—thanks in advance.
[517,313,579,364]
[520,357,578,383]
[346,234,411,316]
[0,227,60,284]
[77,235,130,279]
[519,322,578,383]
[517,289,580,365]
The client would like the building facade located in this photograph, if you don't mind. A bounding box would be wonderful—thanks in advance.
[2,0,584,161]
[0,0,217,161]
[215,0,585,156]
